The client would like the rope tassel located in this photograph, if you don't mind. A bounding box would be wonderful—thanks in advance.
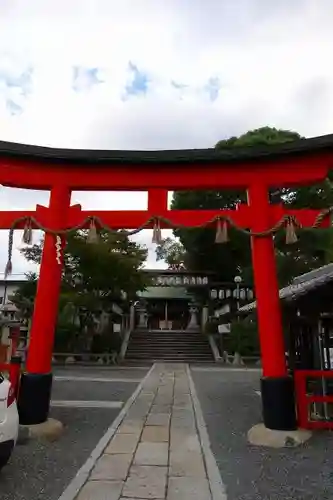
[87,218,99,243]
[215,218,229,243]
[22,218,33,245]
[4,260,12,279]
[285,218,298,244]
[4,228,14,278]
[152,219,162,244]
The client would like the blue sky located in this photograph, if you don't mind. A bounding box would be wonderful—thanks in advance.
[0,0,333,274]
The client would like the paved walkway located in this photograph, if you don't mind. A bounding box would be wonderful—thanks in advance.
[68,363,226,500]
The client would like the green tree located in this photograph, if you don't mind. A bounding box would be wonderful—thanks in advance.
[15,230,150,351]
[228,318,259,357]
[155,237,187,268]
[171,127,333,285]
[10,271,37,322]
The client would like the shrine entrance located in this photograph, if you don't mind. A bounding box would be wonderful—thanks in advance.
[146,301,190,331]
[136,269,211,331]
[0,136,333,431]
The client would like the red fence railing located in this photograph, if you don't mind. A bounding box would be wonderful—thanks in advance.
[294,369,333,429]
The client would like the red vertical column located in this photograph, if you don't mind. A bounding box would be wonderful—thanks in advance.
[18,184,71,425]
[248,182,297,431]
[248,182,286,378]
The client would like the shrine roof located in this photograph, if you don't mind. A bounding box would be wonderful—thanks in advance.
[239,263,333,314]
[144,269,214,275]
[1,133,333,165]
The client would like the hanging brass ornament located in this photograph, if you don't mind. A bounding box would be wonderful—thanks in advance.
[22,218,33,245]
[87,218,99,243]
[152,219,162,244]
[285,218,298,244]
[215,218,229,243]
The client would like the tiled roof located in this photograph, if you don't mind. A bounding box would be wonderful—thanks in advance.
[239,263,333,314]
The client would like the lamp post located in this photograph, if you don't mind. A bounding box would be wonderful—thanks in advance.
[234,275,242,363]
[234,275,242,312]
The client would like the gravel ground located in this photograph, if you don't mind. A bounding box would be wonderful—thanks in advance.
[0,407,120,500]
[0,368,144,500]
[191,367,333,500]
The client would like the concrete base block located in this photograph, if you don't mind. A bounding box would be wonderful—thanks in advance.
[21,418,64,442]
[248,423,312,448]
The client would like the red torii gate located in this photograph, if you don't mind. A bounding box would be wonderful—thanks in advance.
[1,136,333,429]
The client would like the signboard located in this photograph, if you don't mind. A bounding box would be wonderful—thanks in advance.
[152,275,209,287]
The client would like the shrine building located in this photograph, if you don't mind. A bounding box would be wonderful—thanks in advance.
[135,268,254,331]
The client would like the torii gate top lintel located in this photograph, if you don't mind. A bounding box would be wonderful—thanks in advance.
[1,134,333,190]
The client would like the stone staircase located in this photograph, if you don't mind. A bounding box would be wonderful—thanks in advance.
[125,329,214,363]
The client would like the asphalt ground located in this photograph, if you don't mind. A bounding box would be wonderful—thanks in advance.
[191,366,333,500]
[0,367,149,500]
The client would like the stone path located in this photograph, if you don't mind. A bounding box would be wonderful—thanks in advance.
[75,363,225,500]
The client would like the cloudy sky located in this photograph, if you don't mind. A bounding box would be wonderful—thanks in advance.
[0,0,333,277]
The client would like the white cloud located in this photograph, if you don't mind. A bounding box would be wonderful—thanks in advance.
[0,0,332,273]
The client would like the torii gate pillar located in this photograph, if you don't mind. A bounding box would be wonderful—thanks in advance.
[17,185,71,425]
[248,183,297,430]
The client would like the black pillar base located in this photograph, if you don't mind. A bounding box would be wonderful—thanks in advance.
[17,373,53,425]
[261,376,297,431]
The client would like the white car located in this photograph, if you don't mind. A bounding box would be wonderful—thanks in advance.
[0,372,19,470]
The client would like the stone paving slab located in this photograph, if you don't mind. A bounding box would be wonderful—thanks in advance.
[76,480,124,500]
[122,465,168,498]
[90,454,132,481]
[134,442,169,465]
[167,476,211,500]
[105,433,139,454]
[141,425,169,442]
[75,363,226,500]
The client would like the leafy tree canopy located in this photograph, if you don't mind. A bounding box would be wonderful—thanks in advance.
[14,230,150,325]
[169,127,333,285]
[155,237,187,269]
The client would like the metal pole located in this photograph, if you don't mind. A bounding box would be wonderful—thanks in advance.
[236,282,240,352]
[164,301,168,330]
[318,320,329,421]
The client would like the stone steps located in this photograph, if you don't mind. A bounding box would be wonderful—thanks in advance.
[125,329,214,363]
